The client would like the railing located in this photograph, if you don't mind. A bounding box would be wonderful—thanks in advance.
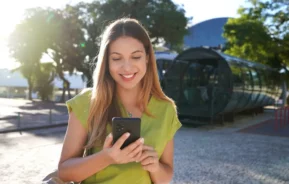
[0,108,68,133]
[274,106,289,130]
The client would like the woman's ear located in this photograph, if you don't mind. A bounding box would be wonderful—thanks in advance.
[146,55,149,64]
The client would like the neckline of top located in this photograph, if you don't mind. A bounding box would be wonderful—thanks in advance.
[117,95,154,119]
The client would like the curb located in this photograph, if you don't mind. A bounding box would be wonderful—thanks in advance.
[0,122,68,134]
[0,116,18,120]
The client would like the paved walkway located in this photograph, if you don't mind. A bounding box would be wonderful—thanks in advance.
[238,119,289,138]
[0,127,66,184]
[0,98,68,133]
[1,108,289,184]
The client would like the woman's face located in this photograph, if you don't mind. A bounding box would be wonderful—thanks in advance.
[108,36,148,90]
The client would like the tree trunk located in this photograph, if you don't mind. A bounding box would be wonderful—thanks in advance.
[76,65,93,87]
[86,77,93,87]
[66,80,71,99]
[59,77,71,102]
[83,69,93,87]
[55,58,70,102]
[28,78,33,100]
[60,82,66,102]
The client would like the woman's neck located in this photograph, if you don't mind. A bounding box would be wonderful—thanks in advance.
[116,85,141,107]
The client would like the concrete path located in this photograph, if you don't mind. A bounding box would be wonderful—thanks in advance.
[1,108,288,184]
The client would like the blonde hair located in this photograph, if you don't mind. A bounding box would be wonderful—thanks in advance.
[85,18,176,149]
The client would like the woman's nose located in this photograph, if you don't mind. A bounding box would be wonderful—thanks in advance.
[122,60,133,71]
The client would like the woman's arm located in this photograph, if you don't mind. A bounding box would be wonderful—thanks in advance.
[57,112,113,182]
[58,112,144,182]
[140,140,175,184]
[149,140,174,184]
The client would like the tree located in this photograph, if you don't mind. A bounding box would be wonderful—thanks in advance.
[43,8,85,101]
[33,63,56,101]
[19,8,86,102]
[11,64,36,100]
[223,0,289,71]
[62,0,191,86]
[9,8,81,101]
[8,13,48,100]
[97,0,190,48]
[59,4,95,87]
[9,0,191,94]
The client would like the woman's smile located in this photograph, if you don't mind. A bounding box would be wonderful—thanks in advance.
[120,73,137,81]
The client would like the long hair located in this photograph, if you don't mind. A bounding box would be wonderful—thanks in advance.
[85,18,176,149]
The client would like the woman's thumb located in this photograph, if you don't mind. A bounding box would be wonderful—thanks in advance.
[103,133,113,148]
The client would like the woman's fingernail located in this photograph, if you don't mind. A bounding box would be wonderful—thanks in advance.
[140,138,144,143]
[126,133,130,137]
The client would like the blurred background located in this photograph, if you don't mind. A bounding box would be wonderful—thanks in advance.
[2,0,288,102]
[0,0,288,127]
[0,0,288,129]
[1,1,289,183]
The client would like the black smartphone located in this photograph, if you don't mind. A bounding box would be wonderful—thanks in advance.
[112,117,141,149]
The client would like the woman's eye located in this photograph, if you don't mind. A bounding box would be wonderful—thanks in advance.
[132,56,141,60]
[112,58,121,61]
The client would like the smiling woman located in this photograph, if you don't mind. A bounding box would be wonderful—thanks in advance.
[108,36,148,91]
[55,18,182,184]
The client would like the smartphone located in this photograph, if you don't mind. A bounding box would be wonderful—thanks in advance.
[112,117,141,149]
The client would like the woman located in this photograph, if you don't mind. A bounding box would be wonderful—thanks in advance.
[58,18,182,184]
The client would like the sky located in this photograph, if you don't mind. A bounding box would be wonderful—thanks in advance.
[0,0,248,69]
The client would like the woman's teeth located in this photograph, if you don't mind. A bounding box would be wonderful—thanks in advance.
[122,74,134,78]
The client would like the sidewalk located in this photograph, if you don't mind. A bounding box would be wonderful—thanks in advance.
[0,127,66,184]
[1,110,289,184]
[0,98,69,133]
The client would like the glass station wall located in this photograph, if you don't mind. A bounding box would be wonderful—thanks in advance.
[222,53,282,113]
[162,48,283,118]
[163,59,232,117]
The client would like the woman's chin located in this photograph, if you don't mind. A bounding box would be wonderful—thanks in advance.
[116,82,141,91]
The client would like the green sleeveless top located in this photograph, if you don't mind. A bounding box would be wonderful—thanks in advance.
[66,88,182,184]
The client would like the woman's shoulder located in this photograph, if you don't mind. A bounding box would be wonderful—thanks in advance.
[152,95,177,113]
[73,88,92,99]
[67,88,92,104]
[66,88,92,129]
[151,95,182,141]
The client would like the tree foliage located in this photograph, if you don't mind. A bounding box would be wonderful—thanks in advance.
[8,0,191,101]
[64,0,191,85]
[33,63,56,101]
[223,0,289,71]
[8,12,49,100]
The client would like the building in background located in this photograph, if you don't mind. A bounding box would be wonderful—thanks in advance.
[0,69,28,99]
[183,17,229,49]
[0,68,86,100]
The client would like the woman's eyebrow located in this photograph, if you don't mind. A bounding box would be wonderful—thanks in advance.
[110,52,121,56]
[132,50,143,54]
[110,50,143,55]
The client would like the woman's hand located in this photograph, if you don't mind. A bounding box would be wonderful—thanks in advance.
[102,132,144,165]
[139,145,160,173]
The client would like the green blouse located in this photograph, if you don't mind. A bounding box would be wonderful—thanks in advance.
[66,88,182,184]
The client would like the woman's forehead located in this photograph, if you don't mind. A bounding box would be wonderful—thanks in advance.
[109,36,145,54]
